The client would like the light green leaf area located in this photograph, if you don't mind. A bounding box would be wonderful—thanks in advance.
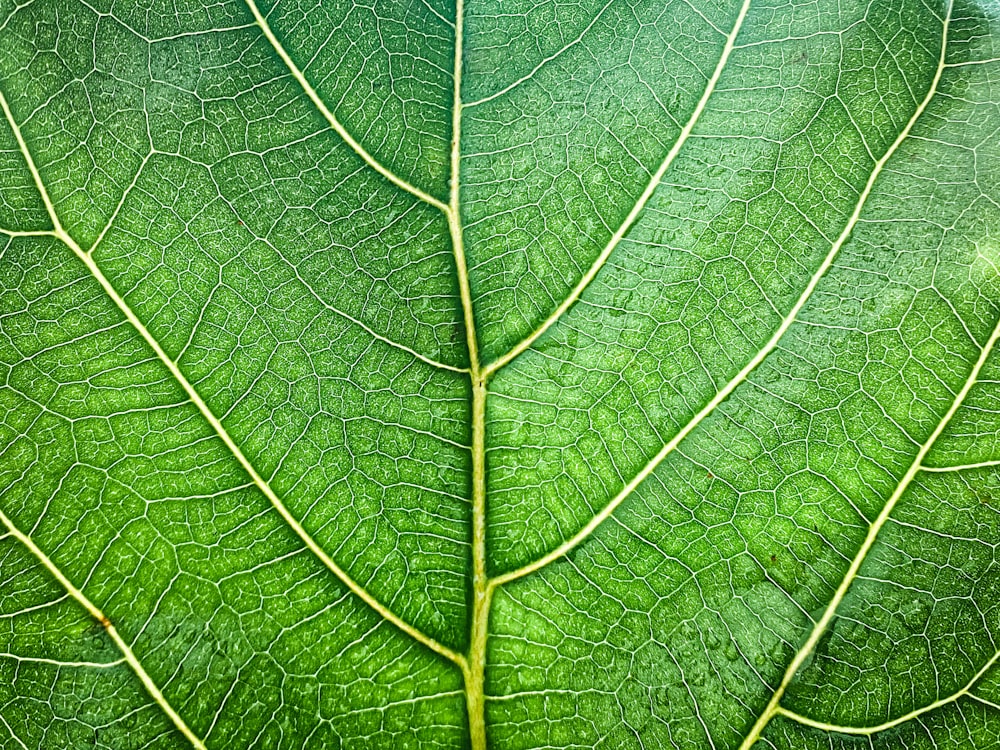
[0,0,999,747]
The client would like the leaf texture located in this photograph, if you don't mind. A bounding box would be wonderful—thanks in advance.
[0,0,999,748]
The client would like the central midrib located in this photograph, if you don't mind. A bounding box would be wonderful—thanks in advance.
[446,2,493,748]
[457,3,756,748]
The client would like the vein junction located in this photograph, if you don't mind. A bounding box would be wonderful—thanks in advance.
[2,0,995,748]
[1,83,462,747]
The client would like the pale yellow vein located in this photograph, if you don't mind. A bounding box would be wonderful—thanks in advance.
[0,87,463,675]
[0,507,207,750]
[775,647,1000,736]
[243,0,449,214]
[493,0,951,591]
[483,0,752,377]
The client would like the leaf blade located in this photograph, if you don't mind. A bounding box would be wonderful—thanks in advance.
[1,0,999,748]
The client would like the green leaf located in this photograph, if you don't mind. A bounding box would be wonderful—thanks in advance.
[0,0,998,748]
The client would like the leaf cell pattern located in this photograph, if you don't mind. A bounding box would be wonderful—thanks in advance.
[0,0,999,748]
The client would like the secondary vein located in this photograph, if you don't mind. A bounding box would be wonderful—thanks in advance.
[774,647,1000,736]
[492,0,951,589]
[243,0,449,214]
[741,317,995,750]
[0,88,463,670]
[243,0,475,376]
[736,7,958,743]
[482,0,752,377]
[0,506,206,750]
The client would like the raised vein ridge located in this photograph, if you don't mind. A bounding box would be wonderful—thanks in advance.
[774,647,1000,735]
[0,506,206,750]
[741,315,997,748]
[0,87,463,673]
[736,6,963,743]
[243,0,449,214]
[483,0,752,377]
[449,2,492,747]
[463,0,618,109]
[87,153,467,375]
[493,0,951,589]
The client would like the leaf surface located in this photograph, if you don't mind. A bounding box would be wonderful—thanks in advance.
[0,0,999,748]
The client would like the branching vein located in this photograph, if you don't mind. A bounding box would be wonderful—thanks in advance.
[492,0,952,590]
[2,3,993,750]
[741,314,996,750]
[483,0,752,377]
[0,506,206,750]
[243,0,449,214]
[736,7,959,742]
[775,647,1000,736]
[0,86,463,691]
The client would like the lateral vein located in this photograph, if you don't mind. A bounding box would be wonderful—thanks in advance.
[0,507,206,750]
[483,0,752,377]
[0,653,126,669]
[774,647,1000,736]
[166,155,466,374]
[493,0,951,589]
[462,0,617,109]
[740,320,996,749]
[242,0,449,214]
[0,713,29,750]
[921,458,1000,472]
[0,89,464,670]
[736,8,960,744]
